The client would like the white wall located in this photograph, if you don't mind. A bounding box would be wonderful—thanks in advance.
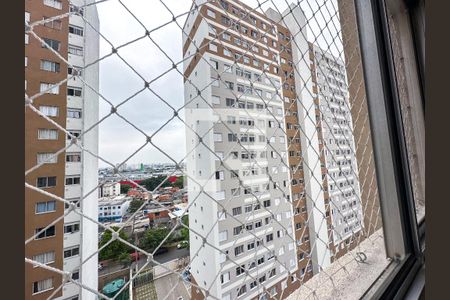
[283,4,331,274]
[80,1,100,299]
[184,48,222,298]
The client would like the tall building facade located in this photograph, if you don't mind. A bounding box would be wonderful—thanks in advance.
[25,0,99,299]
[309,43,364,260]
[182,0,363,299]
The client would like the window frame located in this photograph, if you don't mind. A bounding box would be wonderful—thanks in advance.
[353,0,425,298]
[35,200,56,214]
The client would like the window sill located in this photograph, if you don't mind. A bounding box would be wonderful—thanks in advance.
[32,287,54,295]
[286,229,389,300]
[35,210,56,215]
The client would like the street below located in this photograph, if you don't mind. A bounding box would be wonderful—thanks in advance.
[99,247,189,276]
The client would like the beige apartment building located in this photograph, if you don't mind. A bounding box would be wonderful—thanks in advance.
[25,0,99,299]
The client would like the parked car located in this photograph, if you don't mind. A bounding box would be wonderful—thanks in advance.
[181,270,191,282]
[154,247,169,256]
[177,240,189,249]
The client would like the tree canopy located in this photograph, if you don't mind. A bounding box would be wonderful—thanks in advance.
[128,198,145,214]
[140,175,184,192]
[99,226,130,261]
[140,227,172,252]
[180,215,189,241]
[120,184,131,195]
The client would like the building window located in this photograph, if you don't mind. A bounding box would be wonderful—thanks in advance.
[72,270,80,281]
[68,66,82,76]
[37,176,57,188]
[42,38,60,51]
[209,43,218,52]
[232,207,242,216]
[210,59,219,70]
[266,233,273,242]
[223,33,231,41]
[227,133,237,142]
[215,171,224,180]
[233,225,243,235]
[68,44,83,56]
[223,49,232,57]
[40,60,60,73]
[65,176,81,185]
[234,245,244,256]
[37,153,57,164]
[220,272,230,284]
[236,285,247,297]
[236,265,245,276]
[43,0,62,9]
[40,83,59,94]
[35,226,56,239]
[64,222,80,234]
[224,64,232,73]
[259,275,266,283]
[207,9,216,18]
[35,201,56,214]
[38,129,58,140]
[67,130,81,140]
[66,152,81,162]
[64,245,80,258]
[69,4,84,16]
[32,278,53,294]
[32,251,55,266]
[269,268,276,278]
[67,86,82,96]
[67,108,82,118]
[69,25,84,36]
[39,106,59,117]
[65,199,80,210]
[43,16,62,30]
[269,287,277,296]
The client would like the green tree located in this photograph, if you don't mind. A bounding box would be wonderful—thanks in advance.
[128,198,145,214]
[118,252,132,267]
[99,227,130,261]
[140,175,185,192]
[173,176,185,189]
[140,176,167,192]
[180,215,189,241]
[120,184,131,194]
[141,228,171,251]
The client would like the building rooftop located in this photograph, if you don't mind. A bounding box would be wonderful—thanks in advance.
[99,195,132,206]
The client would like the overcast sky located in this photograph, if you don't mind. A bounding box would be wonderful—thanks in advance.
[95,0,341,167]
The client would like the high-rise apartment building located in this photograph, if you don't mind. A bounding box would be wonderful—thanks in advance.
[25,0,99,299]
[182,0,363,299]
[309,43,363,260]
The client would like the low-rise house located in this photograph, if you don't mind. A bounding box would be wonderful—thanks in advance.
[98,181,121,197]
[98,195,132,223]
[127,188,151,200]
[146,207,172,228]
